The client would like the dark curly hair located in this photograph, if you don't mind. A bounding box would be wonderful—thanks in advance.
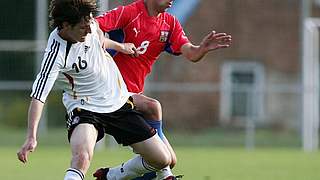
[49,0,98,29]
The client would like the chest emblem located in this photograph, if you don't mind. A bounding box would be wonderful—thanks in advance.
[159,31,169,43]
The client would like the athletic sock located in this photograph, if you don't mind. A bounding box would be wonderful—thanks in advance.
[131,171,157,180]
[107,155,158,179]
[146,119,165,140]
[156,166,174,180]
[64,168,84,180]
[132,166,173,180]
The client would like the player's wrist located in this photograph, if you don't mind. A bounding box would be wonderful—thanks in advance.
[197,45,209,57]
[26,136,36,141]
[26,131,37,140]
[117,43,126,52]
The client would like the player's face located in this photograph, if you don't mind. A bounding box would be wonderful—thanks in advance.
[155,0,174,12]
[64,17,93,43]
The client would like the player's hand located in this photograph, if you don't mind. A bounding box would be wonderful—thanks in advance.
[200,31,232,53]
[17,137,37,163]
[121,43,139,57]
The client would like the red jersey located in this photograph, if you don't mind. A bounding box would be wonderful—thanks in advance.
[95,0,189,93]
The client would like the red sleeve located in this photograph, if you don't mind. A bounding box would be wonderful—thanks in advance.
[165,16,190,55]
[95,6,131,32]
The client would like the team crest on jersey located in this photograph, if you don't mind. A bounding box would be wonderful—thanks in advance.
[159,31,169,42]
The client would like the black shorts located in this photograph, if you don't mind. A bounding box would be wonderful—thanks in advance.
[65,97,156,146]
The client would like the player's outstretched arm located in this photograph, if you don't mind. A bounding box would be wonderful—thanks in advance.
[17,98,44,164]
[181,31,232,62]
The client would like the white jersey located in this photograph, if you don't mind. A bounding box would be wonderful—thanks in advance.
[30,23,129,113]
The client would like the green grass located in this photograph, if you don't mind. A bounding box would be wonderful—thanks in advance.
[2,146,320,180]
[0,125,301,148]
[0,125,313,179]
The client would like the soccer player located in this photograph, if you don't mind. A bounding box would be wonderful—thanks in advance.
[17,0,174,179]
[95,0,232,179]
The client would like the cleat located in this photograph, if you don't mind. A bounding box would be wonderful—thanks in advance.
[93,168,109,180]
[163,175,184,180]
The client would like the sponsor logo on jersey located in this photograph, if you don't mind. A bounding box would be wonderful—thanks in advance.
[159,31,169,42]
[84,45,90,53]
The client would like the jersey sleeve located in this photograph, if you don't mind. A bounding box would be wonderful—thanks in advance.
[95,6,131,32]
[30,38,63,103]
[165,16,190,56]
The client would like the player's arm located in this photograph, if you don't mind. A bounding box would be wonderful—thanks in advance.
[95,21,138,56]
[102,35,138,56]
[181,31,232,63]
[17,38,62,163]
[17,98,44,163]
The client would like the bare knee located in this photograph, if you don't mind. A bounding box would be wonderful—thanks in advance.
[170,154,177,169]
[136,141,171,170]
[132,95,163,120]
[150,152,171,170]
[144,99,162,120]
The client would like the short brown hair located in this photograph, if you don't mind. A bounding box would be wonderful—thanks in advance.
[49,0,98,29]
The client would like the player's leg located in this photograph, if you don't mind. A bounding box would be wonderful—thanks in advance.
[132,94,177,168]
[64,123,98,180]
[100,134,171,180]
[130,134,171,170]
[94,101,171,180]
[161,136,177,169]
[133,137,177,180]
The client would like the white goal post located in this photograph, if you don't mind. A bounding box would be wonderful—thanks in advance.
[303,18,320,152]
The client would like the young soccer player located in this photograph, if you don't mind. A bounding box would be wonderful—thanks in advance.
[95,0,232,179]
[17,0,174,179]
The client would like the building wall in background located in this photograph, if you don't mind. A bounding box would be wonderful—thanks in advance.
[1,0,317,130]
[125,0,317,130]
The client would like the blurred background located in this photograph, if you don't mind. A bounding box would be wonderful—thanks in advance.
[1,0,320,179]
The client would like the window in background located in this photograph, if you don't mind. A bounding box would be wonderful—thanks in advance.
[220,62,265,125]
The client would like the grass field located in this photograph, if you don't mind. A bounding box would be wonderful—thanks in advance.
[2,146,320,180]
[0,126,318,180]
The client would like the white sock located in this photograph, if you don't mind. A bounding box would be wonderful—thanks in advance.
[107,155,158,180]
[64,168,84,180]
[156,166,174,180]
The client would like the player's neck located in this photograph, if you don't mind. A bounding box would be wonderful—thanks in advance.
[58,29,77,44]
[144,0,161,17]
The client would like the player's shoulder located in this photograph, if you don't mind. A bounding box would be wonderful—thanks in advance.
[47,29,67,47]
[40,29,66,68]
[163,12,175,18]
[161,12,180,28]
[161,12,179,25]
[46,29,67,59]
